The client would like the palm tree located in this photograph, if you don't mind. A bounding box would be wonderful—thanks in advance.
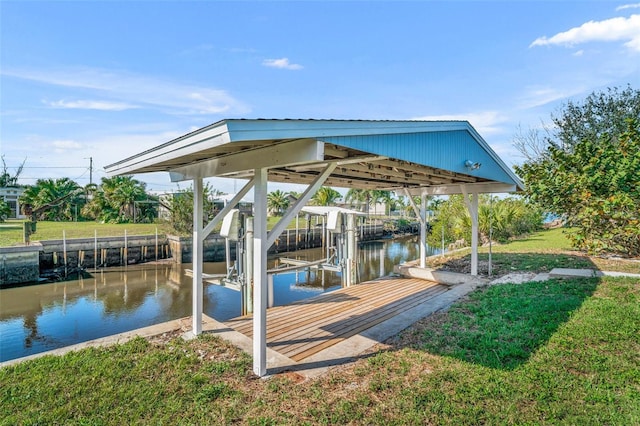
[345,189,393,215]
[311,186,341,206]
[83,176,153,223]
[0,199,11,222]
[345,189,369,212]
[371,190,393,215]
[267,190,290,216]
[19,177,82,221]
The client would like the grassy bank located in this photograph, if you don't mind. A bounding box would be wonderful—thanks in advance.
[1,275,638,424]
[428,228,640,274]
[0,221,174,247]
[0,217,314,247]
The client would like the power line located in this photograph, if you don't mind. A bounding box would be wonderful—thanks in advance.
[8,166,88,169]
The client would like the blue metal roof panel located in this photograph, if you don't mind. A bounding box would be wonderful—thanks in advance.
[322,131,513,184]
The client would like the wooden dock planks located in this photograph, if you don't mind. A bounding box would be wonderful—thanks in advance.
[225,277,448,361]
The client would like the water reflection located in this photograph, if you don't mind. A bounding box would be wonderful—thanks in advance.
[0,236,429,362]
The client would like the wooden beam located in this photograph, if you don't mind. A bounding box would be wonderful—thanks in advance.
[374,158,478,183]
[323,144,349,159]
[288,155,387,172]
[345,163,453,185]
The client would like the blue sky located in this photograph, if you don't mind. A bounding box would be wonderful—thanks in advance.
[1,1,639,195]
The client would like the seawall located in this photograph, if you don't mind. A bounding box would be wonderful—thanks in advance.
[0,244,42,285]
[0,224,388,286]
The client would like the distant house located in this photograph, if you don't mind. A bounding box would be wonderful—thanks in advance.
[155,191,178,220]
[0,187,26,219]
[213,194,253,215]
[340,199,387,216]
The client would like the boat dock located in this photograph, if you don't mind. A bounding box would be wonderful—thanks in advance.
[1,274,482,377]
[216,276,478,377]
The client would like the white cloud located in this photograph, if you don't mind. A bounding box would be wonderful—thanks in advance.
[517,86,584,109]
[530,14,640,52]
[616,3,640,11]
[411,111,509,135]
[573,49,584,57]
[3,67,250,116]
[44,99,137,111]
[50,139,83,153]
[262,58,303,70]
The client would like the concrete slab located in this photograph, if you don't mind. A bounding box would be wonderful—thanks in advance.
[550,268,598,278]
[394,263,488,286]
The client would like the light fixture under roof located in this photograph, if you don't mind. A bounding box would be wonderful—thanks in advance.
[465,160,481,170]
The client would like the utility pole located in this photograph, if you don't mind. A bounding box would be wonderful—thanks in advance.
[89,157,93,184]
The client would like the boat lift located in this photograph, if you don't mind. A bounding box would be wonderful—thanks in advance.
[194,206,361,315]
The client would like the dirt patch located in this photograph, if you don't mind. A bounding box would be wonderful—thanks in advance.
[428,257,491,275]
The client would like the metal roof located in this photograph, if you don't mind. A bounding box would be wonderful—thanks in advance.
[105,119,523,193]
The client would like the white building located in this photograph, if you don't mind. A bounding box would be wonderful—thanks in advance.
[0,187,26,219]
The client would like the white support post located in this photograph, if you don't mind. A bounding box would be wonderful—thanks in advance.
[403,188,427,268]
[192,177,204,335]
[420,192,427,268]
[470,193,478,276]
[345,213,357,286]
[245,216,254,314]
[461,186,479,276]
[253,168,268,377]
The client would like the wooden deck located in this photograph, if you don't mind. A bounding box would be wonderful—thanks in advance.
[225,277,448,362]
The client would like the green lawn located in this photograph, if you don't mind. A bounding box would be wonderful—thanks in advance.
[0,217,313,247]
[428,228,640,275]
[2,276,638,424]
[0,220,174,247]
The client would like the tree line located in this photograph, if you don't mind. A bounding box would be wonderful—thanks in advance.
[514,85,639,257]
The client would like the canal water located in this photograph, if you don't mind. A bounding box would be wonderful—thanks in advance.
[0,236,434,362]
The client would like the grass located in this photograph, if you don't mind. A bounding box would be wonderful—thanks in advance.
[2,276,638,424]
[0,216,314,247]
[0,220,174,247]
[1,225,639,423]
[414,279,599,370]
[428,228,640,275]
